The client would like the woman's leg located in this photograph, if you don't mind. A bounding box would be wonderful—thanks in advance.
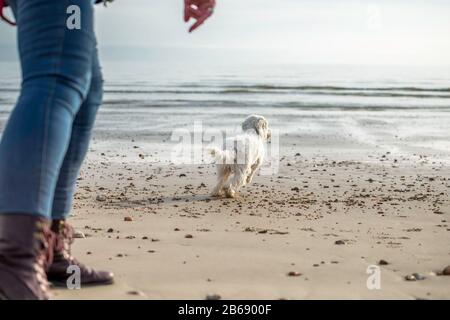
[46,44,114,286]
[0,0,96,218]
[0,0,96,299]
[51,44,103,219]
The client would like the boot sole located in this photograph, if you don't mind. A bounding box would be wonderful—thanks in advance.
[50,278,114,288]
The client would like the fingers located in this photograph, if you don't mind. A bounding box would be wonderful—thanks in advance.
[184,0,216,32]
[189,9,212,32]
[186,6,202,21]
[185,0,212,21]
[184,0,191,22]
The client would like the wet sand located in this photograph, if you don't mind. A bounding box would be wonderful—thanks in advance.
[53,136,450,300]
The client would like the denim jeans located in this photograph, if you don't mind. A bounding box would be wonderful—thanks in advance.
[0,0,102,219]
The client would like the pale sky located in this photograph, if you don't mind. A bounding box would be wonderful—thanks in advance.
[1,0,449,66]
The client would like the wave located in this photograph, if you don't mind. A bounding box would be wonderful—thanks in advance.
[102,84,450,99]
[3,84,450,99]
[101,99,450,111]
[218,85,450,92]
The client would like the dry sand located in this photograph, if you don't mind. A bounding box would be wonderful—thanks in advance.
[53,138,450,300]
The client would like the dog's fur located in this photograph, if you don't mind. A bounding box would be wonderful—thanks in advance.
[209,115,271,198]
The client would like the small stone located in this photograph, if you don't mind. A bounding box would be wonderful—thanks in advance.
[405,274,416,281]
[206,294,221,300]
[413,273,426,280]
[335,240,346,245]
[127,290,144,296]
[443,265,450,275]
[179,174,186,177]
[96,195,106,202]
[73,231,86,239]
[124,217,133,222]
[107,228,114,233]
[405,273,425,281]
[287,271,302,277]
[185,234,193,239]
[379,259,389,265]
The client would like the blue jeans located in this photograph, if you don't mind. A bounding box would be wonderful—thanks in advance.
[0,0,102,219]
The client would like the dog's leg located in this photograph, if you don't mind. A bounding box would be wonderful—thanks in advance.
[246,158,262,185]
[211,165,231,197]
[226,168,247,198]
[211,184,223,197]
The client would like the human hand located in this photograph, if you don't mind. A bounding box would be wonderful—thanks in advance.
[184,0,216,33]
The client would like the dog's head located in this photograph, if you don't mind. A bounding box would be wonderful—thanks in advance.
[242,115,271,141]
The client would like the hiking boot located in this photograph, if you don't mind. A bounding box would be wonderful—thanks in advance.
[47,219,114,286]
[0,214,53,300]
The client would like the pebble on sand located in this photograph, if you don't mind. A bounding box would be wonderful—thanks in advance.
[96,195,107,202]
[124,216,133,222]
[335,240,346,245]
[404,275,416,281]
[185,234,193,239]
[73,231,86,239]
[412,273,426,280]
[287,271,302,277]
[206,294,221,300]
[127,290,145,297]
[442,265,450,276]
[405,273,426,281]
[378,259,389,265]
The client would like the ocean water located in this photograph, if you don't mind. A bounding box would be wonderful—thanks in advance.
[1,61,450,157]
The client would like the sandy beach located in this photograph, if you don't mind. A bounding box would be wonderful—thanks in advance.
[51,133,450,300]
[1,62,450,300]
[1,0,450,303]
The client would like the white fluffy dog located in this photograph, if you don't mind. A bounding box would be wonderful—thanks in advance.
[209,115,271,198]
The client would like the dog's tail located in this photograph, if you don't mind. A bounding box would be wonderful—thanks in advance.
[208,147,234,164]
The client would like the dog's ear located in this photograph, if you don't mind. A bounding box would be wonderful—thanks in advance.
[242,115,257,132]
[256,118,268,138]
